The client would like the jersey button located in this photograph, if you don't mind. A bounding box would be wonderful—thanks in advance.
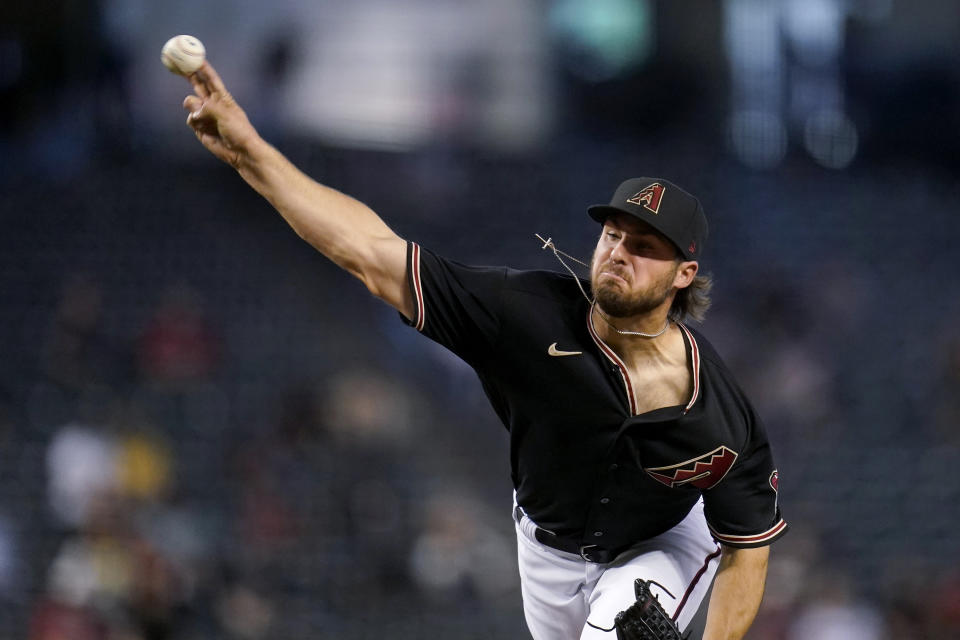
[600,497,610,504]
[593,531,604,537]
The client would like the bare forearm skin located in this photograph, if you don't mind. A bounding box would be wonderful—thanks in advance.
[701,545,769,640]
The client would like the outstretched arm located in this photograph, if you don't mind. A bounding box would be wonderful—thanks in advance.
[181,61,413,318]
[701,545,769,640]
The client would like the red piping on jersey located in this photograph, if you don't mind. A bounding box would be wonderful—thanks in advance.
[709,518,788,546]
[586,305,638,415]
[411,243,425,332]
[672,546,722,622]
[586,309,702,416]
[676,321,701,414]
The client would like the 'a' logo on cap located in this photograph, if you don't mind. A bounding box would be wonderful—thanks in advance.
[626,183,666,214]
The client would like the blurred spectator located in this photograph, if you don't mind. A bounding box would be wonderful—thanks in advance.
[30,274,124,431]
[408,489,516,605]
[38,410,215,640]
[136,283,220,391]
[224,374,430,625]
[38,489,137,638]
[214,582,274,640]
[40,274,114,392]
[929,570,960,639]
[747,525,822,639]
[322,368,423,602]
[0,394,22,610]
[786,570,884,640]
[750,340,834,437]
[29,598,106,640]
[132,283,228,436]
[0,510,20,605]
[324,368,417,447]
[883,591,934,640]
[115,425,172,505]
[45,422,117,530]
[35,485,197,640]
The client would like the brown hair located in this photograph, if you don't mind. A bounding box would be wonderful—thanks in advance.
[669,272,713,324]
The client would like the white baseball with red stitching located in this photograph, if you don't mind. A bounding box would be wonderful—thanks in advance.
[161,35,205,75]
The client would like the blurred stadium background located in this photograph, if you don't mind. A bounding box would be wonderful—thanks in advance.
[1,0,960,638]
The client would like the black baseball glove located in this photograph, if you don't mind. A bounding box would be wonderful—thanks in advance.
[611,579,688,640]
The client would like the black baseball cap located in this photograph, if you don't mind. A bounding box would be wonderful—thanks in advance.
[587,177,708,260]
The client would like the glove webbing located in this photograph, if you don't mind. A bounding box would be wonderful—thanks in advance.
[586,579,687,640]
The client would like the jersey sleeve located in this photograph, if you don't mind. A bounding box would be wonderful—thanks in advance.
[701,405,788,548]
[402,242,507,366]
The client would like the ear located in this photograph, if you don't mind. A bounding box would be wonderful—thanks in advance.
[673,261,699,289]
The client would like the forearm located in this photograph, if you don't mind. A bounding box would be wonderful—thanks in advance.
[701,545,769,640]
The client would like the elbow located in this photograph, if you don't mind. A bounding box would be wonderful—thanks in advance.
[360,270,386,299]
[344,252,388,300]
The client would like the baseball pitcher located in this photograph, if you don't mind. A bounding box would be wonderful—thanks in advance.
[178,60,787,640]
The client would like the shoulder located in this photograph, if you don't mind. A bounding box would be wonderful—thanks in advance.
[420,243,590,299]
[503,268,588,303]
[417,246,567,289]
[415,243,588,309]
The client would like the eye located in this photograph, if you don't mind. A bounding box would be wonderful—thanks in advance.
[605,231,620,240]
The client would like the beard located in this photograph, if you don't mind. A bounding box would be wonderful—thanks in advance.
[592,260,677,318]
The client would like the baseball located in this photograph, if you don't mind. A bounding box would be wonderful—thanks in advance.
[161,35,206,75]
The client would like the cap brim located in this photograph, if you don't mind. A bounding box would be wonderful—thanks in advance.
[587,204,621,224]
[586,204,694,260]
[587,204,664,232]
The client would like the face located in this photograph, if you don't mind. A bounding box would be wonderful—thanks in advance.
[590,214,696,318]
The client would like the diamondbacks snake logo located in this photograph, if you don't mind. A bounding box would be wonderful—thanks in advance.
[645,446,738,489]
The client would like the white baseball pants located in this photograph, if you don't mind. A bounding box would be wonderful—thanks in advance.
[514,498,720,640]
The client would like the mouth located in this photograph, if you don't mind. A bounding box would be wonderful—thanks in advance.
[598,270,629,286]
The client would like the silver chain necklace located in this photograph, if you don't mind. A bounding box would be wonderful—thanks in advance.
[595,310,670,338]
[536,234,671,339]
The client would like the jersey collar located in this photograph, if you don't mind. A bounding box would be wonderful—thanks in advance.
[586,304,701,416]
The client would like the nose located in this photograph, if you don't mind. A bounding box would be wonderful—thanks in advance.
[608,237,628,263]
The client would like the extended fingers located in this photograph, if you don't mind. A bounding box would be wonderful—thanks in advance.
[191,61,228,96]
[188,66,209,99]
[185,61,231,116]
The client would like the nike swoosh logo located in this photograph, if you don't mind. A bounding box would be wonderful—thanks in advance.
[548,342,583,357]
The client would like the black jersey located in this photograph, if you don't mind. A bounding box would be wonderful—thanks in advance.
[403,243,787,551]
